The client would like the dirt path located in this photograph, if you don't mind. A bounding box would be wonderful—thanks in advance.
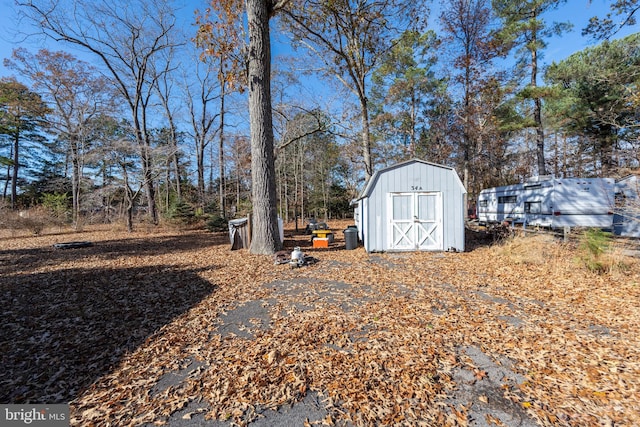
[151,270,540,427]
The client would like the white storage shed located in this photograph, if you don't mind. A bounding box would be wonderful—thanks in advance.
[354,159,466,252]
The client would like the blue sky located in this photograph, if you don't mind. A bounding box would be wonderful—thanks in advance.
[0,0,198,78]
[0,1,637,83]
[542,0,638,62]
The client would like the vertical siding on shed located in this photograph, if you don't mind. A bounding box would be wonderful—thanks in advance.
[443,180,464,251]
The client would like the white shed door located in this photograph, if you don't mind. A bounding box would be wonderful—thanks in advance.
[389,192,443,251]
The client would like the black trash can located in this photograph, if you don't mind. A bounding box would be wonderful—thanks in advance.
[344,227,358,250]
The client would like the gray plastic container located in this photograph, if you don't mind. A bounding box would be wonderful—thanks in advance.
[344,227,358,250]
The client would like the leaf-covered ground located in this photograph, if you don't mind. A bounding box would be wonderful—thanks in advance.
[1,222,638,426]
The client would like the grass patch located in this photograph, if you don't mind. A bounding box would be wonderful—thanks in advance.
[577,228,631,275]
[493,233,562,266]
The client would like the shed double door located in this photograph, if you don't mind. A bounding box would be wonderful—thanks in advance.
[389,192,443,250]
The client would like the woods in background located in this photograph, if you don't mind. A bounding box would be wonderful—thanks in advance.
[1,0,638,242]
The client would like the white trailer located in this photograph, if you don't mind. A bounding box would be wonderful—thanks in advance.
[614,175,640,237]
[477,177,616,229]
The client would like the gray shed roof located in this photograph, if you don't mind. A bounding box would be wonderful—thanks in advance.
[357,158,466,200]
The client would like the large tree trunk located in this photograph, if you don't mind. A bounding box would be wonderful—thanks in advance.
[247,0,281,255]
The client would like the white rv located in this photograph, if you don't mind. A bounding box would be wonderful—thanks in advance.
[477,177,616,228]
[614,175,640,237]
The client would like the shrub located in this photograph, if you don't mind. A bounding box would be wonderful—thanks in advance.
[41,193,71,223]
[206,214,228,232]
[168,200,196,225]
[578,228,614,274]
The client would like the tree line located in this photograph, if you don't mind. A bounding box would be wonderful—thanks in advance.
[0,0,638,253]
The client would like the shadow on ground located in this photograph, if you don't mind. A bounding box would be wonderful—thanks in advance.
[0,265,216,404]
[0,232,228,276]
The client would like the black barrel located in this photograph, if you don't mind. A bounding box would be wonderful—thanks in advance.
[344,227,358,250]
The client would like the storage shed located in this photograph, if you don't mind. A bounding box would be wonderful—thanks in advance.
[354,159,466,252]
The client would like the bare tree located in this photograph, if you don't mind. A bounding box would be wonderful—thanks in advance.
[183,57,220,210]
[5,48,112,227]
[19,0,181,225]
[281,0,425,180]
[228,133,252,215]
[440,0,502,203]
[152,45,183,203]
[195,3,248,217]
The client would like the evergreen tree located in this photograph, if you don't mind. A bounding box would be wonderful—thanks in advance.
[0,78,49,208]
[370,30,442,162]
[493,0,571,176]
[545,33,640,174]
